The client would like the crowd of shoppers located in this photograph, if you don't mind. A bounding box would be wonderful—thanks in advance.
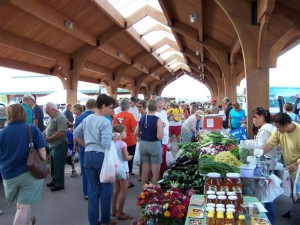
[1,92,300,225]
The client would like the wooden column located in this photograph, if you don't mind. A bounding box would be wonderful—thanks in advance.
[216,0,273,137]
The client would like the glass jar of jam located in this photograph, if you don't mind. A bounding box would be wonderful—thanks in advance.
[217,195,227,205]
[205,172,223,193]
[224,173,243,207]
[207,195,217,204]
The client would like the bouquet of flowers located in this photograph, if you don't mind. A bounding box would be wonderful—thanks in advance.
[137,183,195,225]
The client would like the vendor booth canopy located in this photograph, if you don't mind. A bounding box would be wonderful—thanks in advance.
[37,90,94,105]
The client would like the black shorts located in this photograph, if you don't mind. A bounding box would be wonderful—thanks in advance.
[66,155,72,165]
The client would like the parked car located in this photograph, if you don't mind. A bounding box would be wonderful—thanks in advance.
[0,103,7,129]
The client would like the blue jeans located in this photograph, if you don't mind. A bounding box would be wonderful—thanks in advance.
[85,151,113,225]
[79,146,88,196]
[265,202,275,224]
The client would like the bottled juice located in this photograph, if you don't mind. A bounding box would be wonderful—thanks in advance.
[225,214,234,225]
[237,215,246,225]
[207,195,217,204]
[227,195,238,210]
[215,213,225,225]
[206,212,215,225]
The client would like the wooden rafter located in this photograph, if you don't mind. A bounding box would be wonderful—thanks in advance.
[11,0,97,46]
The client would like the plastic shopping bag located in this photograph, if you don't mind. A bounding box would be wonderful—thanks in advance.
[166,151,175,168]
[133,141,141,166]
[282,170,292,197]
[100,141,125,183]
[259,174,284,203]
[293,166,300,201]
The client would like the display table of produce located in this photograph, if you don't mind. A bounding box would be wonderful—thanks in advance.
[184,195,270,225]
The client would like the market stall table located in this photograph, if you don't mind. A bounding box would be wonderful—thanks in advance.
[185,194,271,225]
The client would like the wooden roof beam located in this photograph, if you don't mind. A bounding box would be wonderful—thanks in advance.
[158,0,173,26]
[98,25,125,46]
[0,29,68,62]
[151,37,180,52]
[80,76,101,84]
[230,38,241,64]
[90,0,125,28]
[125,6,147,28]
[84,62,112,76]
[0,57,50,75]
[141,24,171,37]
[11,0,97,46]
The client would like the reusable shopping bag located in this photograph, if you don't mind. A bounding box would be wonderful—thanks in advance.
[166,151,175,168]
[133,141,141,166]
[100,141,125,183]
[293,166,300,201]
[282,170,292,197]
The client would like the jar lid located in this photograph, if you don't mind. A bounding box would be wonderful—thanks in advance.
[206,207,215,211]
[217,211,225,216]
[206,203,216,208]
[206,190,215,195]
[207,195,217,199]
[207,172,221,178]
[216,191,225,196]
[239,215,246,220]
[217,195,227,200]
[226,172,241,178]
[226,204,235,209]
[227,192,236,196]
[228,195,238,200]
[216,204,225,208]
[226,208,236,213]
[227,214,234,219]
[207,213,214,218]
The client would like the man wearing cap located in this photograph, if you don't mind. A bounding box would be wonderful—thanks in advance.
[21,94,36,124]
[181,110,204,143]
[210,99,220,114]
[129,96,139,121]
[32,94,45,132]
[222,97,233,129]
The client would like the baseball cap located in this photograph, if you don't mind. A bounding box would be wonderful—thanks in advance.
[211,99,217,103]
[23,94,36,102]
[222,97,230,102]
[195,110,204,117]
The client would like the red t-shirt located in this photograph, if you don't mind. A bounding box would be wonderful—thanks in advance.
[113,111,137,146]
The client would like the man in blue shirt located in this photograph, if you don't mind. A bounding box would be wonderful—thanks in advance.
[21,94,35,124]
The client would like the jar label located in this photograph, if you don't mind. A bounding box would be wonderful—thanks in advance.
[208,185,217,192]
[220,186,229,192]
[233,186,242,193]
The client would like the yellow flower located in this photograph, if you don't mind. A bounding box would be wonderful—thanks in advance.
[140,192,145,199]
[164,210,171,217]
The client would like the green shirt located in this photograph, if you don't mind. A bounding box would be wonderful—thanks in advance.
[45,111,68,147]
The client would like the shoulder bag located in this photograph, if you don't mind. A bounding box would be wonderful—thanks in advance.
[27,125,48,179]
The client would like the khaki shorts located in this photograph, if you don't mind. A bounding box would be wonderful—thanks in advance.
[139,140,162,164]
[3,172,43,205]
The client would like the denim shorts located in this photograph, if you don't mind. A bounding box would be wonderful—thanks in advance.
[3,172,43,205]
[139,140,162,164]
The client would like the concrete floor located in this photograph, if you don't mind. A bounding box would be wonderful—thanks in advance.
[0,143,294,225]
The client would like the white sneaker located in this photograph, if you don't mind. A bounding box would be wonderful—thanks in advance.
[71,170,77,177]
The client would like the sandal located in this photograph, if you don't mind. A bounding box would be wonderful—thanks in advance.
[117,213,133,220]
[31,216,36,225]
[111,211,117,217]
[109,219,117,225]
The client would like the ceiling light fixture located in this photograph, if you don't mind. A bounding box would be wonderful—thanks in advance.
[195,50,200,56]
[200,73,205,80]
[117,51,124,58]
[198,65,201,70]
[190,13,198,23]
[64,20,73,30]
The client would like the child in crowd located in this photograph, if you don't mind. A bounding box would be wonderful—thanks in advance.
[111,124,133,220]
[66,128,77,177]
